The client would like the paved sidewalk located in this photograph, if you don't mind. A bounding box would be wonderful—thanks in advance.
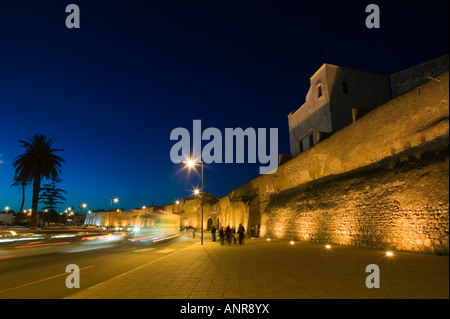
[67,235,449,299]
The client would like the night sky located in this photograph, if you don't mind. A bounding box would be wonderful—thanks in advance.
[0,0,448,213]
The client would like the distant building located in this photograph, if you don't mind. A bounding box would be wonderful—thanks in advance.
[287,63,391,157]
[0,213,14,225]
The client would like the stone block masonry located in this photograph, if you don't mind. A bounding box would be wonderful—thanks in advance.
[264,149,449,254]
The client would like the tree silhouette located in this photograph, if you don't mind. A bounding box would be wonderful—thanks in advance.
[11,174,32,216]
[39,177,67,225]
[13,134,65,228]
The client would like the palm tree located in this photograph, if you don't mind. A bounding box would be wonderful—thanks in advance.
[11,174,32,217]
[13,134,65,228]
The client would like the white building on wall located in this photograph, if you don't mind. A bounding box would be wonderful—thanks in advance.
[287,63,391,157]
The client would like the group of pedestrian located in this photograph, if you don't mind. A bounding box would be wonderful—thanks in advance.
[185,224,248,245]
[213,224,245,245]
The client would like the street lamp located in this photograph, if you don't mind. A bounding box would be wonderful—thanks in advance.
[79,203,88,218]
[186,158,204,245]
[110,197,119,210]
[109,197,119,228]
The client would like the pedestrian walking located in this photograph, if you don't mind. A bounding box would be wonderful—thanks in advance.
[211,224,216,242]
[219,226,225,245]
[238,224,245,245]
[225,226,232,245]
[192,227,196,238]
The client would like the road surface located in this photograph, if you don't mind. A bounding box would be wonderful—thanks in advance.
[0,229,193,299]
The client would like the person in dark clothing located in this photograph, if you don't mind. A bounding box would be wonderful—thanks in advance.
[238,224,245,245]
[211,224,216,242]
[225,226,232,245]
[219,226,225,245]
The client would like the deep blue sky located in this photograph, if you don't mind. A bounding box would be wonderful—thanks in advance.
[0,0,448,213]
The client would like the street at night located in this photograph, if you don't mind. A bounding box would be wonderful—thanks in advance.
[0,0,448,316]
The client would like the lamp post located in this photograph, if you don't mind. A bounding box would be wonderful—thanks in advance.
[187,158,204,245]
[110,197,119,210]
[109,197,119,228]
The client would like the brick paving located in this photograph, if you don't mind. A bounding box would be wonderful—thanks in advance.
[67,234,449,299]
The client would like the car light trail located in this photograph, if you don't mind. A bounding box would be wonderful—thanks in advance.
[81,233,125,241]
[64,244,119,253]
[14,242,71,249]
[0,236,43,243]
[128,233,165,242]
[152,233,180,243]
[51,234,76,239]
[0,255,16,260]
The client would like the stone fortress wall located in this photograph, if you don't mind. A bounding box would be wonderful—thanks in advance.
[168,67,449,254]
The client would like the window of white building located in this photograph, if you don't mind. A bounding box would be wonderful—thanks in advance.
[342,80,350,94]
[317,83,323,98]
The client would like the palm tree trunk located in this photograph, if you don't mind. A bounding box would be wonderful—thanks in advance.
[19,183,26,215]
[31,176,41,228]
[18,183,26,226]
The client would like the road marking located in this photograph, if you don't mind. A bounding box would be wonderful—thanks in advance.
[0,265,94,294]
